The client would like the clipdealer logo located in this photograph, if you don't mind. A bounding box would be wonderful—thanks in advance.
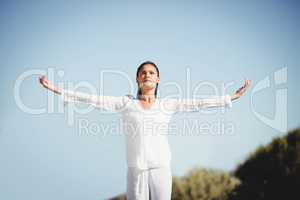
[250,67,288,133]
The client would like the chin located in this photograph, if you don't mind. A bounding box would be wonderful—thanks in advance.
[144,83,155,88]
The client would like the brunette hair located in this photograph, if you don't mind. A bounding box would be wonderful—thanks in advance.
[136,61,160,98]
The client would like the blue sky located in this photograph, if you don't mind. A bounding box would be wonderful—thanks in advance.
[1,0,300,199]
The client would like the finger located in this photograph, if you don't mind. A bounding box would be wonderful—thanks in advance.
[244,81,249,88]
[39,77,44,85]
[245,80,249,86]
[245,80,251,88]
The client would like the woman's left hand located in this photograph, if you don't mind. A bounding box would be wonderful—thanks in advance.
[231,79,252,101]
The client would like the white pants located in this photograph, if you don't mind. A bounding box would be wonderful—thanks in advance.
[126,166,172,200]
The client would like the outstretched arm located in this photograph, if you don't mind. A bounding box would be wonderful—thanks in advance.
[167,79,252,113]
[38,76,130,112]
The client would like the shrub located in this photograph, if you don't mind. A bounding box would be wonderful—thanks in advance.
[230,128,300,200]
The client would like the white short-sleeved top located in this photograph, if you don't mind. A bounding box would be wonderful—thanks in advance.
[60,89,232,170]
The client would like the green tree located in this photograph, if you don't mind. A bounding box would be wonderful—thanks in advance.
[230,128,300,200]
[171,167,240,200]
[109,168,239,200]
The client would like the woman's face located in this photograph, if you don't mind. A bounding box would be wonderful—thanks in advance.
[136,64,160,91]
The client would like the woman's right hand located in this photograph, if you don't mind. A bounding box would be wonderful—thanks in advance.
[39,76,61,95]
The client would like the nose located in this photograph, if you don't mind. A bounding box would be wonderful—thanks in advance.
[145,73,151,78]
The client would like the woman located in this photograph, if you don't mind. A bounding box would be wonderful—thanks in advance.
[39,61,251,200]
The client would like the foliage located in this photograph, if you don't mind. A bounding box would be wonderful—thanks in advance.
[230,128,300,200]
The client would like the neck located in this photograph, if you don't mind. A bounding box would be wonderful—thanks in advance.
[138,90,156,102]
